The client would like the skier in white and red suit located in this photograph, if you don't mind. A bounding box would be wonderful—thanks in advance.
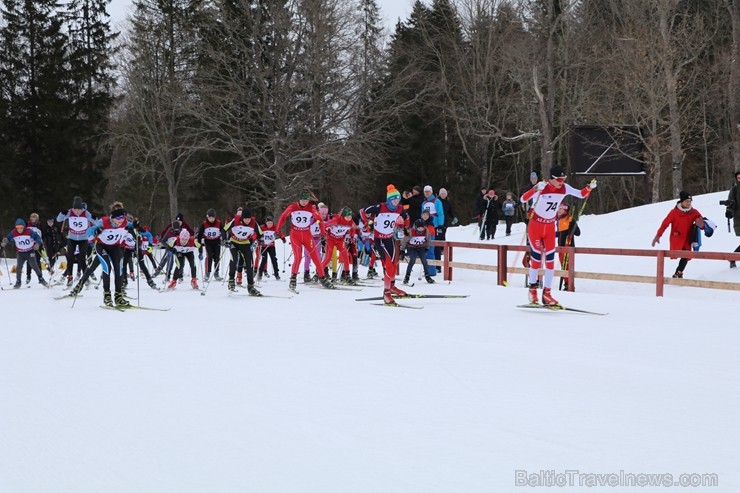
[320,206,358,283]
[165,229,200,290]
[361,184,410,305]
[519,165,596,307]
[276,190,333,291]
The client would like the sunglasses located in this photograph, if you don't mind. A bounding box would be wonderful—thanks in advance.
[112,215,126,221]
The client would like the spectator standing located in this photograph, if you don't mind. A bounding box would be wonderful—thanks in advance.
[436,188,455,272]
[724,170,740,267]
[474,188,488,232]
[480,189,499,240]
[501,192,517,236]
[651,191,705,279]
[556,203,580,291]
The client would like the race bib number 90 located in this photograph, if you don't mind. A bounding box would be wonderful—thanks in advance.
[374,213,399,236]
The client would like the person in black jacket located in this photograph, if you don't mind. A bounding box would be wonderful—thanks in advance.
[724,170,740,267]
[474,187,488,231]
[556,202,581,290]
[480,189,499,240]
[402,185,424,224]
[42,217,65,274]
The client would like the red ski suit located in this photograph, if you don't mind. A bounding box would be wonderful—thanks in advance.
[320,215,356,272]
[276,202,324,276]
[521,182,590,270]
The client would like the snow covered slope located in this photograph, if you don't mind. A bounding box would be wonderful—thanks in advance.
[1,192,738,493]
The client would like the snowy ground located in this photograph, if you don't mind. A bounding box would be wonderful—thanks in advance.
[1,192,738,493]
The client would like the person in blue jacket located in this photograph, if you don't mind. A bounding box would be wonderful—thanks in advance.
[421,185,445,276]
[1,219,48,288]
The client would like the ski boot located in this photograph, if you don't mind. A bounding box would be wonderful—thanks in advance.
[90,272,98,282]
[256,272,262,282]
[13,280,21,289]
[528,284,539,304]
[303,270,311,283]
[402,275,411,285]
[26,277,31,285]
[542,288,559,306]
[389,281,407,297]
[214,273,223,282]
[147,278,158,290]
[332,271,338,282]
[70,283,83,297]
[319,276,334,289]
[166,278,177,290]
[383,289,395,305]
[352,270,359,282]
[191,278,199,290]
[367,267,377,279]
[66,275,73,287]
[424,275,435,284]
[236,271,243,286]
[672,270,683,279]
[289,274,297,291]
[103,292,114,307]
[228,279,236,292]
[247,284,262,296]
[274,273,280,281]
[340,271,353,285]
[730,261,737,269]
[203,273,210,282]
[115,291,131,308]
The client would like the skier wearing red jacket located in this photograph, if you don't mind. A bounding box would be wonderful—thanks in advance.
[320,207,358,284]
[651,191,706,279]
[362,184,409,305]
[276,190,333,291]
[520,166,595,306]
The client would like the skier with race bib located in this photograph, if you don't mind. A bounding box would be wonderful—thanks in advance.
[57,196,94,287]
[81,202,132,307]
[361,185,410,305]
[276,190,334,292]
[520,166,596,306]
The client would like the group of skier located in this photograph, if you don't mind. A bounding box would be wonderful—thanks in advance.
[10,166,724,309]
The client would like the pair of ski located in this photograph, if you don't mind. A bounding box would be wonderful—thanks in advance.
[516,302,607,316]
[100,304,170,312]
[355,293,470,309]
[228,291,293,299]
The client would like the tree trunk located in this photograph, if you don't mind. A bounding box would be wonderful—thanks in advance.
[658,3,683,196]
[727,0,740,171]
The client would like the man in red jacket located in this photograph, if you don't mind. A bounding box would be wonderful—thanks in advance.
[652,191,705,278]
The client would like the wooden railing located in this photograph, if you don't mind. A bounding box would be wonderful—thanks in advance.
[428,240,740,297]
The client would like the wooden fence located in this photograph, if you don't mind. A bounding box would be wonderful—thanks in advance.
[429,241,740,297]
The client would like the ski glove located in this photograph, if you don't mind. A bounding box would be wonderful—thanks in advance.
[281,237,286,243]
[588,179,598,189]
[536,181,546,191]
[651,236,660,247]
[198,252,203,261]
[0,238,6,247]
[33,243,40,251]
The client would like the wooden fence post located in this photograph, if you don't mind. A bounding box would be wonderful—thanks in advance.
[656,251,665,297]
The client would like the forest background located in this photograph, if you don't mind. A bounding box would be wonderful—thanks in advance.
[1,0,739,230]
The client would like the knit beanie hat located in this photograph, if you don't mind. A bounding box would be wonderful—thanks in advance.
[72,196,84,209]
[15,218,25,227]
[386,184,400,201]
